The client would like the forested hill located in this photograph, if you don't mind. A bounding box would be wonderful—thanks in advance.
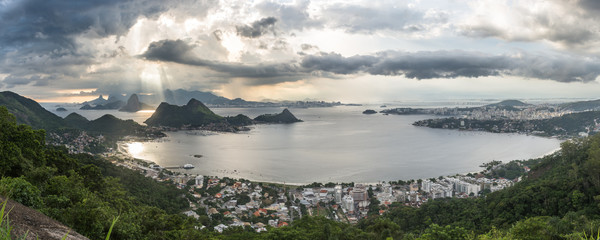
[0,91,66,130]
[0,106,192,239]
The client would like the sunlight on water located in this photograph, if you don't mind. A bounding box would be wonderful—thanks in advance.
[138,110,155,113]
[127,142,144,155]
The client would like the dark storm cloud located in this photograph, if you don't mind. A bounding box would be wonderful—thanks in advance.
[578,0,600,11]
[368,51,511,79]
[0,0,174,89]
[302,51,600,82]
[300,53,379,74]
[141,39,304,81]
[300,51,510,79]
[141,39,201,64]
[142,39,600,83]
[0,52,95,88]
[0,0,165,55]
[236,17,278,38]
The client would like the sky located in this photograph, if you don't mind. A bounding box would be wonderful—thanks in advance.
[1,0,600,103]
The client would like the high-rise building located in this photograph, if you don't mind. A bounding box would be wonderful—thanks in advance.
[382,182,392,194]
[195,175,204,188]
[351,187,367,202]
[334,185,343,204]
[342,195,354,213]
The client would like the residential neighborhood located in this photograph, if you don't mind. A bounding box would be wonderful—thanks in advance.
[109,156,522,233]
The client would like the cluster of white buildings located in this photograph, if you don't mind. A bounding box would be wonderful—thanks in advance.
[292,184,371,219]
[466,106,564,120]
[421,176,514,199]
[408,104,567,121]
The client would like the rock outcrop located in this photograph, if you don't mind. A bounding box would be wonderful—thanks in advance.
[0,196,89,240]
[119,94,153,112]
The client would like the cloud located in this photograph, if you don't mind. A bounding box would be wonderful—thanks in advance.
[578,0,600,11]
[255,1,448,36]
[302,51,600,82]
[141,39,305,83]
[301,51,510,79]
[142,39,600,83]
[236,17,278,38]
[460,0,600,50]
[320,2,447,34]
[140,39,199,64]
[301,52,379,75]
[0,0,166,56]
[255,0,317,31]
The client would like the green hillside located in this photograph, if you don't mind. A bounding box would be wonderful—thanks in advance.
[0,106,193,239]
[0,91,66,130]
[561,99,600,112]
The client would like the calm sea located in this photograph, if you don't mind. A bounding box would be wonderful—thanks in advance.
[43,103,562,184]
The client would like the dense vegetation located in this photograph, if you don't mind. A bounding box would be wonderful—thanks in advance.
[5,100,600,238]
[0,106,196,239]
[0,91,66,130]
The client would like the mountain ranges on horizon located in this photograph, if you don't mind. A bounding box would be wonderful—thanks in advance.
[80,89,345,109]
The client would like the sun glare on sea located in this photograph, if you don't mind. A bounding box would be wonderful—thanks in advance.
[127,142,144,155]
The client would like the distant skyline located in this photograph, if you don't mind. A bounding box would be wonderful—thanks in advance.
[1,0,600,103]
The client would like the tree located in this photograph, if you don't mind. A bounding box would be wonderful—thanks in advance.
[418,223,470,240]
[507,217,554,240]
[0,177,42,208]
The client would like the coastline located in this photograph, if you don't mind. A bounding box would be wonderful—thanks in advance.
[115,141,564,187]
[115,131,563,185]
